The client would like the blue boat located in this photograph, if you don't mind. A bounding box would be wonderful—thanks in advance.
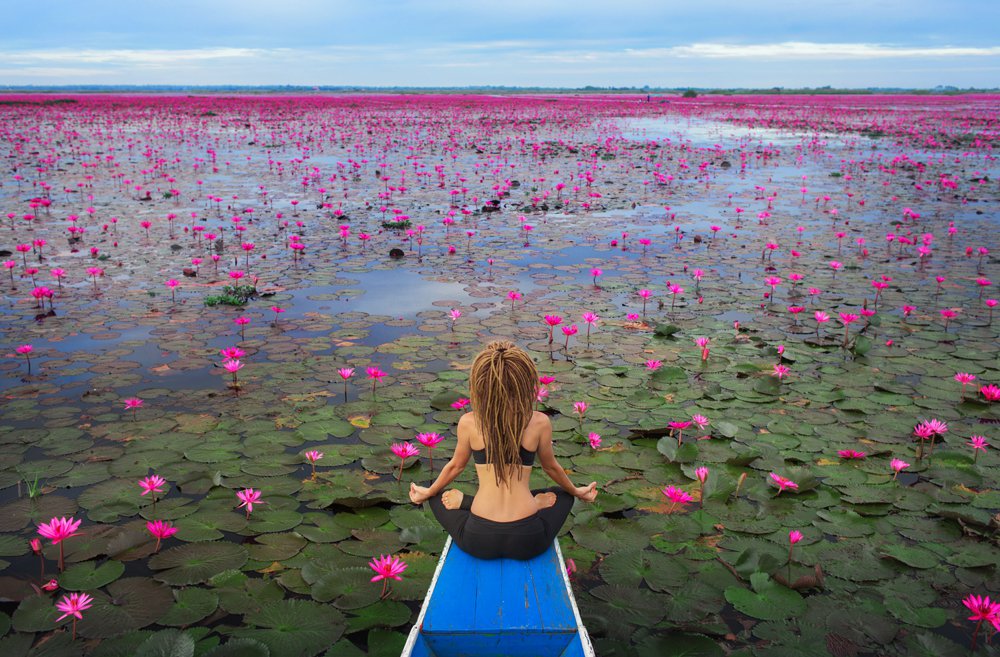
[401,536,595,657]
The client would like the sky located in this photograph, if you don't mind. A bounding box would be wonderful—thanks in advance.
[2,0,998,88]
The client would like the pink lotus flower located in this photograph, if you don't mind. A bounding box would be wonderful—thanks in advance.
[962,594,1000,650]
[662,485,693,511]
[636,289,653,316]
[223,359,244,387]
[573,402,588,417]
[220,347,246,361]
[789,530,803,545]
[122,397,143,420]
[138,474,166,498]
[561,324,578,350]
[15,344,33,371]
[695,466,709,483]
[769,473,799,494]
[695,336,710,361]
[369,553,407,598]
[980,384,1000,403]
[890,458,910,480]
[539,375,556,386]
[968,436,989,462]
[37,517,82,572]
[645,359,662,372]
[147,519,178,552]
[772,364,790,380]
[236,488,264,517]
[691,414,709,431]
[543,314,562,343]
[451,398,471,410]
[55,592,94,639]
[955,372,976,399]
[588,432,602,449]
[837,450,867,460]
[507,291,522,310]
[391,442,420,480]
[367,366,387,396]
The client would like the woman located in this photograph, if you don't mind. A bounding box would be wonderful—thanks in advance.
[409,340,598,560]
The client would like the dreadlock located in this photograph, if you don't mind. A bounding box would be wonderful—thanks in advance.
[468,340,538,487]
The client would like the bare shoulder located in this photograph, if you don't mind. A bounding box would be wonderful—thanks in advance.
[526,411,551,450]
[530,411,552,428]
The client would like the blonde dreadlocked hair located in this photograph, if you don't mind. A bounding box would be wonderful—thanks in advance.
[468,340,539,487]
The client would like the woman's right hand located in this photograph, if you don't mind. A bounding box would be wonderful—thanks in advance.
[409,483,432,504]
[574,482,598,503]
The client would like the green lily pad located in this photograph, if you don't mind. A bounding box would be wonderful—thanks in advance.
[634,633,725,657]
[724,572,806,620]
[234,599,346,657]
[134,629,196,657]
[571,518,650,553]
[0,495,78,532]
[585,584,667,630]
[204,639,272,657]
[59,559,126,590]
[149,542,249,585]
[883,597,947,628]
[344,600,412,634]
[599,549,689,591]
[881,545,939,569]
[12,594,60,632]
[77,577,174,638]
[158,588,219,627]
[946,543,999,568]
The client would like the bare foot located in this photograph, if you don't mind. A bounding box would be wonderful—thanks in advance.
[534,492,557,510]
[442,489,464,510]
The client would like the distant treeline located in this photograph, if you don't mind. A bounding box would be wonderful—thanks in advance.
[0,85,995,95]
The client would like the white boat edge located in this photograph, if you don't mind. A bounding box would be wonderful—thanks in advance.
[401,535,453,657]
[554,537,596,657]
[399,535,595,657]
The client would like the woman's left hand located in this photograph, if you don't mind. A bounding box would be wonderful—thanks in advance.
[409,482,432,504]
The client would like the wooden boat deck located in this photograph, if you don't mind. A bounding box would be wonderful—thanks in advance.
[401,536,594,657]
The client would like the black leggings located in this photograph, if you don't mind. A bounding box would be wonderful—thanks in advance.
[427,486,575,560]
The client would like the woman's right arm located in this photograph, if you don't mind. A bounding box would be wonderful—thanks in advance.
[536,414,598,502]
[409,413,473,503]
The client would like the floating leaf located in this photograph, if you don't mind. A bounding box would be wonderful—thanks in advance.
[59,559,126,590]
[881,545,939,569]
[77,577,174,638]
[724,573,805,621]
[158,588,219,627]
[12,594,60,632]
[134,629,196,657]
[149,542,249,585]
[883,598,947,628]
[234,599,345,657]
[599,549,689,591]
[204,638,272,657]
[343,600,412,635]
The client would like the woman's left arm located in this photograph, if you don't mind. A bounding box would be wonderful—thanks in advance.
[409,413,473,504]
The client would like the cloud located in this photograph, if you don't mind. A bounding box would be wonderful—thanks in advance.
[633,42,1000,60]
[0,47,283,67]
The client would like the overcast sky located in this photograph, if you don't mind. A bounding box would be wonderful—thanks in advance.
[2,0,998,87]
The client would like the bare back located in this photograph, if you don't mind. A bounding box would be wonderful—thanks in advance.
[458,410,548,521]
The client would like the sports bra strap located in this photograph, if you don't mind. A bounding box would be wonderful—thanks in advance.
[471,445,536,466]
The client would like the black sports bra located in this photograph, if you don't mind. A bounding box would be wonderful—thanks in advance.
[470,445,536,467]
